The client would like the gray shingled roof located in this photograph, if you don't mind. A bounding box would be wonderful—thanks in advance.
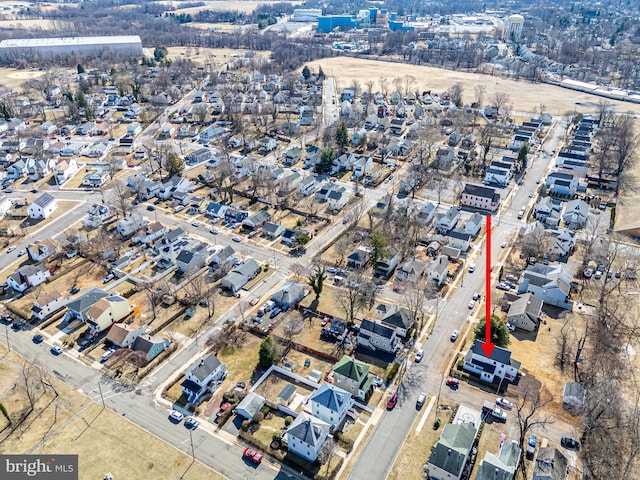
[285,412,330,447]
[187,354,221,382]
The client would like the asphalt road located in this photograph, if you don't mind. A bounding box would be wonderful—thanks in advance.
[347,119,569,480]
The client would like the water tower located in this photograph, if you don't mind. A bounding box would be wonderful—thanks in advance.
[505,14,524,42]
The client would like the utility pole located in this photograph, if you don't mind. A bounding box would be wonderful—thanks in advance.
[97,381,105,409]
[4,322,10,352]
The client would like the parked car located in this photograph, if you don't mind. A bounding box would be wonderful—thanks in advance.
[103,273,114,283]
[450,330,459,342]
[184,417,198,429]
[415,349,424,363]
[216,402,232,418]
[468,300,475,309]
[561,437,580,450]
[191,220,200,227]
[50,345,63,355]
[17,249,25,257]
[446,377,459,389]
[232,236,242,243]
[269,307,282,319]
[169,410,184,422]
[497,282,510,291]
[501,241,507,248]
[101,348,116,362]
[69,286,80,295]
[472,293,480,301]
[372,376,384,388]
[528,434,537,448]
[468,264,475,273]
[387,394,398,409]
[416,392,427,409]
[6,246,16,253]
[506,322,516,332]
[32,334,44,344]
[12,321,24,331]
[243,448,263,465]
[496,397,513,410]
[146,205,155,212]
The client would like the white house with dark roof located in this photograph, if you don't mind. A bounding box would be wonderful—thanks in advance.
[28,192,57,219]
[517,263,573,309]
[506,293,543,332]
[310,382,353,431]
[463,340,521,384]
[533,196,563,227]
[181,354,227,404]
[64,288,109,322]
[562,199,589,230]
[7,265,51,292]
[378,304,414,337]
[547,228,576,258]
[283,411,330,462]
[395,258,425,283]
[116,212,147,238]
[426,422,476,480]
[448,229,471,251]
[465,212,484,237]
[475,440,521,480]
[427,255,449,286]
[176,244,208,275]
[436,206,459,233]
[460,184,500,212]
[357,319,398,353]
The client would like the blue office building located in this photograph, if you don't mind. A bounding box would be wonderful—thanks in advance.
[317,15,361,33]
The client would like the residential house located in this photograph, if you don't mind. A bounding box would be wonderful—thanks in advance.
[310,382,354,431]
[0,195,12,219]
[132,222,167,245]
[396,259,425,283]
[448,130,462,147]
[314,183,332,202]
[327,186,350,211]
[427,255,450,286]
[220,258,260,293]
[352,156,373,178]
[31,290,67,321]
[262,222,284,240]
[379,304,414,337]
[224,208,248,225]
[54,159,78,185]
[259,137,277,153]
[347,246,371,268]
[7,159,28,179]
[546,171,581,197]
[85,293,132,334]
[298,176,316,196]
[181,354,227,404]
[448,229,472,252]
[465,212,484,237]
[281,228,299,247]
[7,265,51,292]
[209,245,237,270]
[534,197,563,228]
[547,228,576,258]
[205,202,228,219]
[271,281,307,309]
[158,176,193,200]
[27,158,55,181]
[532,448,568,480]
[64,288,110,322]
[198,126,227,144]
[506,293,543,332]
[132,334,170,362]
[242,210,271,230]
[475,441,521,480]
[357,319,398,354]
[518,263,573,309]
[81,170,109,188]
[562,382,586,415]
[283,412,330,462]
[235,392,266,420]
[426,423,477,480]
[77,121,96,135]
[116,213,147,238]
[331,355,373,401]
[176,244,208,275]
[463,340,521,384]
[460,184,501,212]
[436,206,459,233]
[28,193,57,219]
[26,239,57,262]
[435,147,455,168]
[284,147,301,166]
[562,199,589,230]
[374,246,399,277]
[84,204,116,228]
[418,202,437,225]
[106,323,145,348]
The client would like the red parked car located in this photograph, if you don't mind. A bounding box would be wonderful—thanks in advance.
[216,402,232,418]
[243,448,263,464]
[446,377,460,389]
[387,394,398,409]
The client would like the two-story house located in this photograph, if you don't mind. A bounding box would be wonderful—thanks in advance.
[28,193,57,219]
[562,199,589,230]
[357,319,398,354]
[7,265,51,292]
[27,239,57,262]
[116,213,147,238]
[64,288,110,322]
[463,340,521,384]
[331,355,374,401]
[518,263,573,309]
[176,244,208,275]
[436,206,460,234]
[85,293,132,335]
[426,423,477,480]
[378,304,414,338]
[506,292,543,332]
[533,196,563,228]
[283,412,331,462]
[31,290,68,321]
[132,222,167,245]
[395,259,425,283]
[460,184,500,212]
[309,382,354,431]
[427,255,450,286]
[181,354,227,404]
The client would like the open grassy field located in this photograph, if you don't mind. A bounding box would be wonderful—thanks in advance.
[0,343,224,479]
[0,19,56,29]
[163,46,271,65]
[0,67,46,91]
[304,57,640,116]
[158,0,303,14]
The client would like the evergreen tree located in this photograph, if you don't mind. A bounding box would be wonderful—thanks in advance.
[302,65,311,81]
[473,315,511,348]
[336,121,349,151]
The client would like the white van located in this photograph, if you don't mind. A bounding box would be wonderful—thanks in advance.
[417,392,427,409]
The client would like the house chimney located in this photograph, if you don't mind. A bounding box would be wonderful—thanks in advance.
[199,359,204,366]
[447,449,452,455]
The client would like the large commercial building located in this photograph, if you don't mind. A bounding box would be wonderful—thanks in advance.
[291,8,322,22]
[0,35,143,63]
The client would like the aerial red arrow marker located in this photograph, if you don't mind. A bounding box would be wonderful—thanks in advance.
[481,214,496,358]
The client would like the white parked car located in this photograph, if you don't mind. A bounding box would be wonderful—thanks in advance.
[415,349,424,363]
[496,397,513,410]
[169,410,184,422]
[468,300,475,309]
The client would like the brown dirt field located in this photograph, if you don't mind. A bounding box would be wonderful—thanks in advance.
[0,19,56,29]
[0,67,46,91]
[163,46,271,64]
[159,0,303,14]
[304,57,640,116]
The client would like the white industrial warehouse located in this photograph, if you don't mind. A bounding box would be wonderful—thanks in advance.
[0,35,143,62]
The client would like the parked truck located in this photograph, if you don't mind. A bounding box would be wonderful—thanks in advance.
[482,400,508,422]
